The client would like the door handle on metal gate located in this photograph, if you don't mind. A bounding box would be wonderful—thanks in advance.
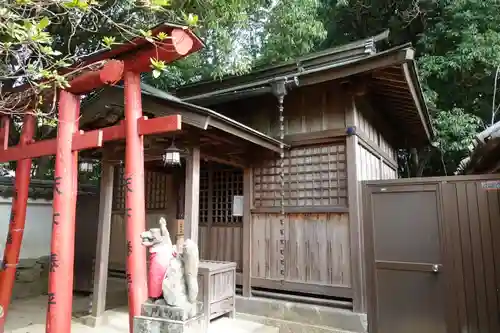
[432,264,441,273]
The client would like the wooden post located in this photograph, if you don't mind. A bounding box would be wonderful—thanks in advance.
[90,159,114,325]
[123,70,148,331]
[0,115,35,333]
[242,167,253,297]
[175,167,186,247]
[47,90,80,333]
[345,93,365,313]
[184,147,200,244]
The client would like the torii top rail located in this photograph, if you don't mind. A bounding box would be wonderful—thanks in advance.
[0,23,204,333]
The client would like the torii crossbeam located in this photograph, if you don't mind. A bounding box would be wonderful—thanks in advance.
[0,24,203,333]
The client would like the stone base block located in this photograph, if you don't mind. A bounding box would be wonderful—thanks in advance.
[141,302,203,321]
[134,314,206,333]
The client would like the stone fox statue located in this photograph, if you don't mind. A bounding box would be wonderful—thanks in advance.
[140,218,199,316]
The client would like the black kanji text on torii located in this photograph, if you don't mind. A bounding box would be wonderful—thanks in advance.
[6,232,13,245]
[54,176,63,195]
[48,292,56,312]
[53,212,60,226]
[9,208,15,225]
[123,176,133,193]
[49,253,59,273]
[126,241,132,257]
[125,207,132,218]
[126,273,132,290]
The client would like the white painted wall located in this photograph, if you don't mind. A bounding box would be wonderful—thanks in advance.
[0,197,53,260]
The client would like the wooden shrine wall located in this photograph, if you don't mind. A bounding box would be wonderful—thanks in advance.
[108,167,177,270]
[251,212,350,293]
[250,140,351,297]
[215,81,347,137]
[198,165,244,272]
[354,96,398,182]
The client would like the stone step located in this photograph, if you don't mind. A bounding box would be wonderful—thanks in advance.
[237,313,357,333]
[208,317,278,333]
[235,296,367,333]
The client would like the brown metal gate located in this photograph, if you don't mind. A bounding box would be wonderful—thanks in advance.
[363,175,500,333]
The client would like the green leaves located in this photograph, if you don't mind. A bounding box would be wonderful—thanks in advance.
[40,46,62,56]
[258,0,326,65]
[183,13,199,27]
[319,0,500,175]
[62,0,93,11]
[140,29,154,43]
[102,36,116,48]
[150,58,167,78]
[156,32,169,41]
[149,0,171,11]
[37,17,51,30]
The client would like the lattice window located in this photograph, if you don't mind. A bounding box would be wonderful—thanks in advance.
[145,171,168,210]
[113,166,169,210]
[113,166,126,210]
[199,168,209,225]
[253,143,347,208]
[211,167,243,225]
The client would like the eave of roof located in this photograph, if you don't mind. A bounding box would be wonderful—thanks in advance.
[139,83,288,152]
[176,30,390,99]
[80,83,288,154]
[175,43,433,146]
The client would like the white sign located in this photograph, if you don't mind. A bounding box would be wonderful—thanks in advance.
[232,195,244,216]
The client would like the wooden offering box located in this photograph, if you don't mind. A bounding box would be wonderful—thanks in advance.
[197,260,237,322]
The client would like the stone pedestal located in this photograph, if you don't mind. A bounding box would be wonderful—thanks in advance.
[135,302,207,333]
[134,315,205,333]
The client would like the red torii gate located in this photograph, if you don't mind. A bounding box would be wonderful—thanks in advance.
[0,24,203,333]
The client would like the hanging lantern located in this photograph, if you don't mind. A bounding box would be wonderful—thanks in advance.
[162,140,182,166]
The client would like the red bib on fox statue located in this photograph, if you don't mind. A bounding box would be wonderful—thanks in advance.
[148,245,177,299]
[140,218,174,299]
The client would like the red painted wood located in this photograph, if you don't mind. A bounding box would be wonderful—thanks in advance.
[101,121,126,142]
[0,114,35,333]
[69,118,79,293]
[137,115,181,135]
[123,29,194,73]
[0,115,180,163]
[46,90,80,333]
[0,130,102,163]
[0,117,10,150]
[123,71,148,332]
[72,130,103,152]
[76,25,203,69]
[66,60,124,95]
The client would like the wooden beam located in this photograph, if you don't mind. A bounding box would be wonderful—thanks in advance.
[0,115,182,163]
[300,48,414,87]
[0,117,9,150]
[402,62,432,141]
[137,115,182,136]
[0,129,103,163]
[200,153,246,168]
[285,129,348,147]
[346,94,365,313]
[90,159,114,325]
[184,147,200,244]
[242,167,253,297]
[251,278,353,299]
[251,206,349,214]
[356,129,398,170]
